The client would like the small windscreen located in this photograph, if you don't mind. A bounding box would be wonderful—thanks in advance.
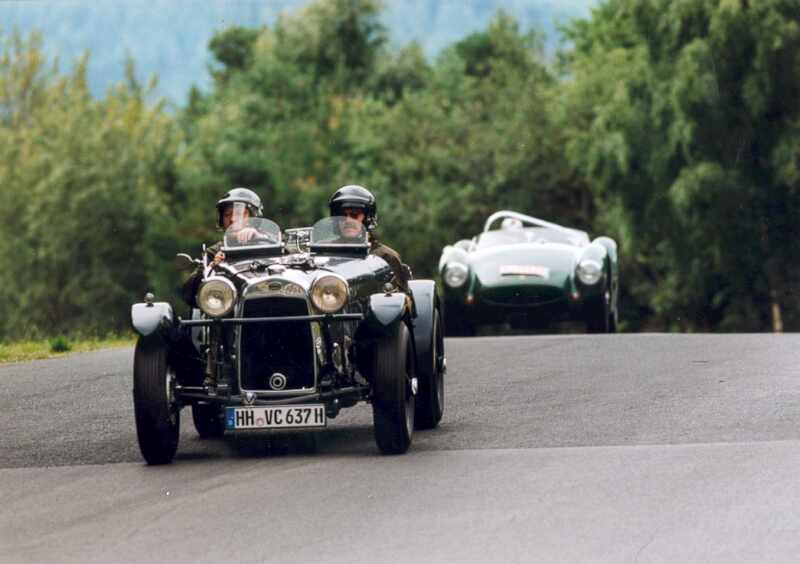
[223,217,282,248]
[475,229,527,250]
[523,227,588,246]
[310,216,368,246]
[476,227,588,249]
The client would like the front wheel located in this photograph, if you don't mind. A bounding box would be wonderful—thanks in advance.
[608,294,619,333]
[584,287,612,333]
[133,336,180,465]
[371,323,415,455]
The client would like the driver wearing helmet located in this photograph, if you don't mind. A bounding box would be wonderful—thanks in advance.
[181,187,264,307]
[328,185,411,295]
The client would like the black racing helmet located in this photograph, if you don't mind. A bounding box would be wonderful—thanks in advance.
[328,185,377,230]
[216,187,263,228]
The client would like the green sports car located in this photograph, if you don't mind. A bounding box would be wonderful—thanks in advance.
[439,211,619,335]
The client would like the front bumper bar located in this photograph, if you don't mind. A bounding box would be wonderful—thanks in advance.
[178,313,364,326]
[175,385,369,406]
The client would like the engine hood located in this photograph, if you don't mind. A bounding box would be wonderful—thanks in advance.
[468,243,581,288]
[231,254,392,300]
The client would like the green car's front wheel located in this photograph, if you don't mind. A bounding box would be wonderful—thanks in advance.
[608,289,619,333]
[584,287,613,333]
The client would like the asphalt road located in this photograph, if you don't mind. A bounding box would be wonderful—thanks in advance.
[2,334,800,563]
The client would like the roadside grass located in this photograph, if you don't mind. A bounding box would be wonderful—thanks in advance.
[0,335,135,364]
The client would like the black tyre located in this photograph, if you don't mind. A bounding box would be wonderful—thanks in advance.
[372,323,415,455]
[608,290,619,333]
[415,308,445,429]
[133,336,180,465]
[191,402,225,439]
[584,287,612,333]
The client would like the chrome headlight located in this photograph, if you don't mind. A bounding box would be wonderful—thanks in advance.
[197,277,237,317]
[310,274,349,313]
[576,259,603,285]
[444,262,469,288]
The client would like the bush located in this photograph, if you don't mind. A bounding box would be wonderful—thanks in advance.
[49,336,72,353]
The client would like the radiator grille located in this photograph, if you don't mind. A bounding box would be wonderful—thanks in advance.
[239,297,315,392]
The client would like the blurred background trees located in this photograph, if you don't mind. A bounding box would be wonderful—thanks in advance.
[1,0,798,339]
[560,0,800,331]
[0,31,180,338]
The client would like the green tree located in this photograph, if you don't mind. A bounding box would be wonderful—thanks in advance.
[561,0,800,331]
[335,14,584,275]
[209,26,261,82]
[0,30,180,339]
[176,0,389,246]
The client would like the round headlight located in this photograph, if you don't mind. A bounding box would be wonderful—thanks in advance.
[197,277,237,317]
[444,262,469,288]
[311,275,349,313]
[577,259,603,285]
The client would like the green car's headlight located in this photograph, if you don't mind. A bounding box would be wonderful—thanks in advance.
[197,277,237,317]
[444,262,469,288]
[311,274,349,313]
[577,259,603,285]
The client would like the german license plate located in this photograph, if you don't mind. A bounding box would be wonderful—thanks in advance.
[225,405,326,430]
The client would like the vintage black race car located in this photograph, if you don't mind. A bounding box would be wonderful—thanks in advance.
[439,211,619,335]
[131,217,445,464]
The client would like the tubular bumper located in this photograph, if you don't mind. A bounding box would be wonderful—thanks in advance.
[178,313,364,327]
[175,385,369,406]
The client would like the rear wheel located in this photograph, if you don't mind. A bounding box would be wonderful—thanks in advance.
[191,402,225,439]
[133,336,180,465]
[415,308,444,429]
[372,323,415,454]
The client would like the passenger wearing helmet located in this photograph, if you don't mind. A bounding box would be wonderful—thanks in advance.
[182,187,264,307]
[328,185,411,295]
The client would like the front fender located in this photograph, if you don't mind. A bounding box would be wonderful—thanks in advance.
[359,293,407,338]
[579,242,608,265]
[439,245,469,273]
[592,236,618,265]
[131,302,174,337]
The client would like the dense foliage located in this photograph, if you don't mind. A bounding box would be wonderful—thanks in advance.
[0,32,180,337]
[1,0,798,339]
[561,0,800,331]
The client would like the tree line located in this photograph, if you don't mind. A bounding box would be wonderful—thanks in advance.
[1,0,798,340]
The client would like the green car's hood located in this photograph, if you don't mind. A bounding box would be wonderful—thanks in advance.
[468,243,581,289]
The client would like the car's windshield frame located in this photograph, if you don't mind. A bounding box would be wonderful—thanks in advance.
[220,217,283,257]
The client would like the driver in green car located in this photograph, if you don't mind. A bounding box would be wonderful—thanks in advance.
[328,185,411,295]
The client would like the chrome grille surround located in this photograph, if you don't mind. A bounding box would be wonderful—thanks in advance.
[236,276,320,396]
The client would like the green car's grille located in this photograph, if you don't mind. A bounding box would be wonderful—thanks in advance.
[480,284,565,307]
